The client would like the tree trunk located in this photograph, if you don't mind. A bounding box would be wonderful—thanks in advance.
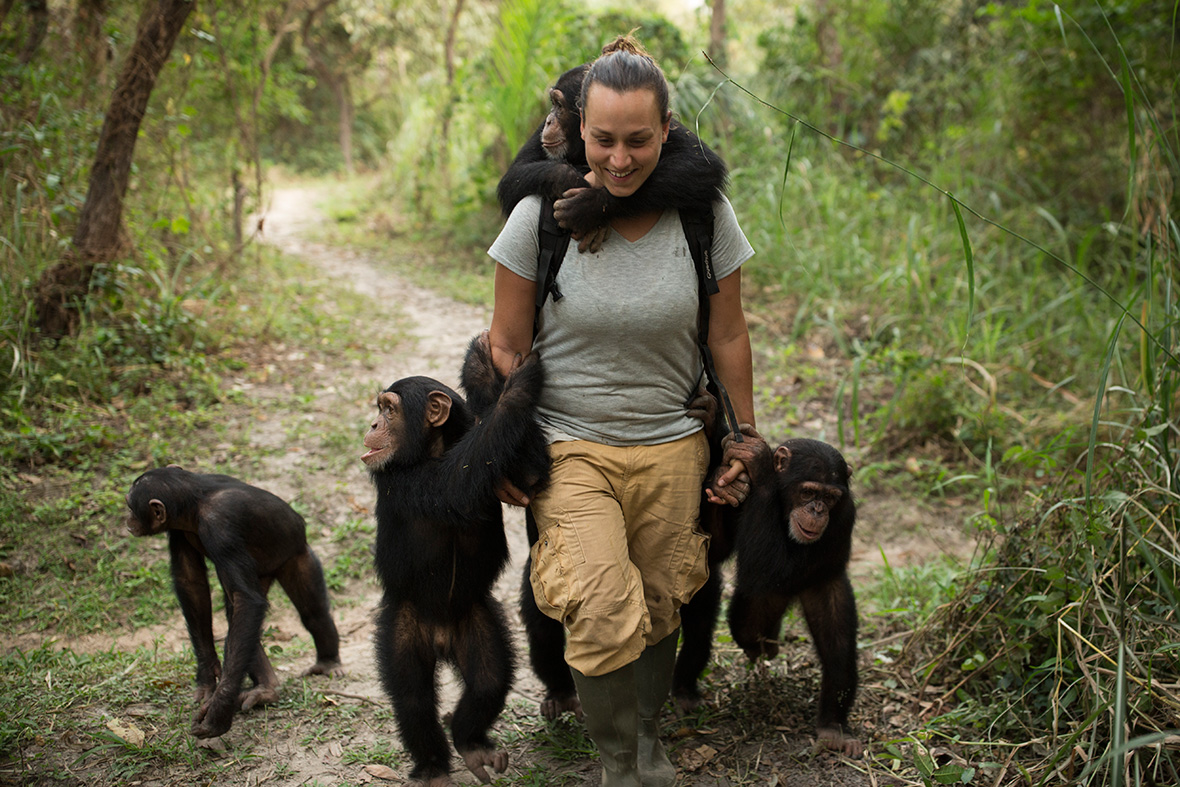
[73,0,110,75]
[251,0,303,221]
[813,0,847,126]
[437,0,465,196]
[0,0,16,29]
[33,0,195,337]
[708,0,726,68]
[18,0,49,64]
[232,168,245,249]
[337,76,353,175]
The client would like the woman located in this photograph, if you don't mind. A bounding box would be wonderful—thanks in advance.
[488,35,756,787]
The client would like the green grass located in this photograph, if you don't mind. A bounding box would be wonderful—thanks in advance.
[323,516,378,593]
[0,644,206,769]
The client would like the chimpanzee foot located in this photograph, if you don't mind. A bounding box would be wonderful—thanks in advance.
[302,658,345,677]
[540,692,583,721]
[741,638,780,661]
[816,726,863,758]
[410,776,455,787]
[238,684,280,711]
[461,747,508,784]
[673,689,705,714]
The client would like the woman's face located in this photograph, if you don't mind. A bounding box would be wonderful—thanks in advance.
[580,84,670,198]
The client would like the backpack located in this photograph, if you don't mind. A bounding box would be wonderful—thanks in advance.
[533,196,742,442]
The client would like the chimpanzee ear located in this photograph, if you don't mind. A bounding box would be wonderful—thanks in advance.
[148,499,167,528]
[425,391,453,427]
[773,445,792,474]
[845,463,854,479]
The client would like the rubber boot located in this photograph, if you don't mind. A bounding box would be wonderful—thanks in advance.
[571,664,641,787]
[634,631,678,787]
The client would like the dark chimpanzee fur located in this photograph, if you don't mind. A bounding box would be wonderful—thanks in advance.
[724,436,862,757]
[363,335,548,786]
[669,494,736,708]
[496,62,729,241]
[125,467,343,739]
[453,338,581,721]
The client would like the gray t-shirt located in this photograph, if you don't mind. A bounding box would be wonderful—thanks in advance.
[489,194,754,446]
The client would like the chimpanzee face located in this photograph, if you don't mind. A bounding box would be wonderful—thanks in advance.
[362,385,454,470]
[541,88,574,159]
[363,391,407,469]
[786,481,844,544]
[772,442,852,545]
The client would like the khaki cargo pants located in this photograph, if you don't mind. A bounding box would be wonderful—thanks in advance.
[528,431,711,677]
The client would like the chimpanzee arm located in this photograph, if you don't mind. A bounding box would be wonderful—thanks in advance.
[460,332,507,419]
[644,124,730,207]
[553,124,728,236]
[731,496,794,597]
[460,331,550,500]
[190,518,269,739]
[169,531,220,700]
[496,129,589,216]
[444,352,548,512]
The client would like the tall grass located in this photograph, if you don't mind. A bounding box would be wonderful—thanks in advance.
[710,6,1179,784]
[672,3,1180,782]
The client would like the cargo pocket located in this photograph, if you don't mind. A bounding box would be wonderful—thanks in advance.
[529,525,580,623]
[670,526,711,606]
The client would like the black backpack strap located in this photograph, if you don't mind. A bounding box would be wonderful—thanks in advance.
[535,196,571,335]
[681,205,742,443]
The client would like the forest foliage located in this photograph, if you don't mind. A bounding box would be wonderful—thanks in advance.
[1,0,1177,784]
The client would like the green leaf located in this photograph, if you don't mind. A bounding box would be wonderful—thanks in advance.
[931,763,970,784]
[948,194,974,348]
[914,744,935,777]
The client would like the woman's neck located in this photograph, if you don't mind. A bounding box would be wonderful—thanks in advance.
[610,210,663,241]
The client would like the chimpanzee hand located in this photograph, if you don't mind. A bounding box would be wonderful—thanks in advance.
[496,478,532,507]
[194,682,216,706]
[192,689,236,738]
[723,423,771,481]
[705,424,768,506]
[555,187,612,252]
[684,383,717,440]
[491,348,544,507]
